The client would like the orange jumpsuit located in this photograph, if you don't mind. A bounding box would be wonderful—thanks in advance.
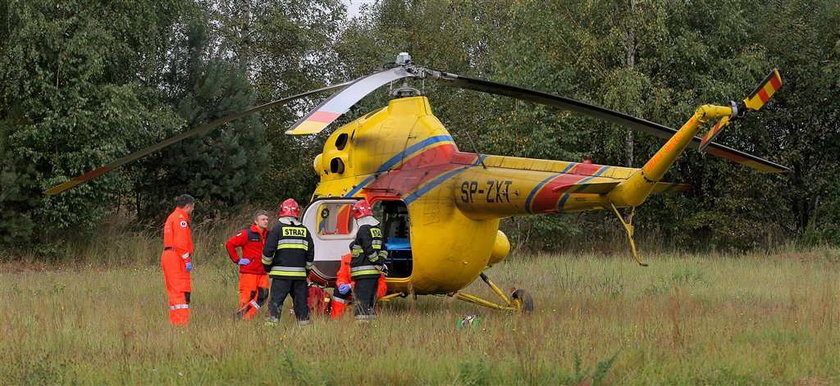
[161,207,193,326]
[225,224,269,320]
[330,253,387,319]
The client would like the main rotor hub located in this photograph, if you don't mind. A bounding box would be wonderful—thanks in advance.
[391,86,422,98]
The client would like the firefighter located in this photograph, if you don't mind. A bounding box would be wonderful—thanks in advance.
[225,210,271,320]
[330,252,387,319]
[161,194,195,326]
[348,199,388,320]
[261,199,315,325]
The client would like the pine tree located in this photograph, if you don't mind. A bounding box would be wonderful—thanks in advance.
[133,10,268,221]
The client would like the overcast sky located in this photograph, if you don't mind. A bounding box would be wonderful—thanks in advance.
[342,0,375,18]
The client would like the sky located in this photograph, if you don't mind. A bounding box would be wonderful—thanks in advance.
[342,0,375,18]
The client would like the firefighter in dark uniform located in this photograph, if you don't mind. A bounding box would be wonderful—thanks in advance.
[348,199,388,320]
[261,198,315,325]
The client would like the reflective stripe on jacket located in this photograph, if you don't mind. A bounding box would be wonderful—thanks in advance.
[335,253,388,296]
[261,218,315,281]
[349,221,385,279]
[269,266,307,278]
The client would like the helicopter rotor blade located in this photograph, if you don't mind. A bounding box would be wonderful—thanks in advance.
[285,66,417,135]
[425,69,788,173]
[431,70,675,138]
[43,82,351,195]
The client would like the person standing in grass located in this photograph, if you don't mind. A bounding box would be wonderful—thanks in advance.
[330,252,387,319]
[225,210,271,320]
[348,199,388,320]
[161,194,195,326]
[261,199,315,326]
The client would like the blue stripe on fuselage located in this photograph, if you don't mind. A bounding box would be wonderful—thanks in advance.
[344,135,454,197]
[403,155,487,205]
[522,162,577,213]
[572,166,608,192]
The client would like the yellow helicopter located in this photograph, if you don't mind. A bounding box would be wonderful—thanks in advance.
[45,53,785,312]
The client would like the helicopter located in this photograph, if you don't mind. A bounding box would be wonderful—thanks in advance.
[45,53,785,312]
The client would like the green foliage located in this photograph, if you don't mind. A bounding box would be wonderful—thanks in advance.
[0,122,36,245]
[0,0,186,244]
[134,57,268,220]
[339,0,840,251]
[1,0,838,254]
[205,0,347,206]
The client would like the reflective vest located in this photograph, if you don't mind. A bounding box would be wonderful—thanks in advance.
[349,224,387,279]
[261,219,314,280]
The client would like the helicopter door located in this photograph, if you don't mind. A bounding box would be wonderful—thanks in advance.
[373,200,413,279]
[302,199,359,282]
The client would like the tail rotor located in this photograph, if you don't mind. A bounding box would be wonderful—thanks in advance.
[699,69,783,152]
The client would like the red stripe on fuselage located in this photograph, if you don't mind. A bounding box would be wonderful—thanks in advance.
[364,144,462,195]
[569,162,601,176]
[530,174,588,213]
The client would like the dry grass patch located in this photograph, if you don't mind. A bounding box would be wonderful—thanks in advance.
[2,249,840,384]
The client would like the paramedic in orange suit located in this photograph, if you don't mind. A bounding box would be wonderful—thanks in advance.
[161,194,195,326]
[330,253,387,319]
[225,210,270,320]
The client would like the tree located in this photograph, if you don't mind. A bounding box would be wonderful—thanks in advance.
[335,0,840,251]
[0,0,186,246]
[132,6,269,220]
[207,0,347,205]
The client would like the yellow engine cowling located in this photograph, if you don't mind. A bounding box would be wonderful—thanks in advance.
[488,230,510,266]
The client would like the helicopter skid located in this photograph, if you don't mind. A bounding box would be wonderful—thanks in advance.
[377,293,404,302]
[451,272,530,312]
[454,291,519,312]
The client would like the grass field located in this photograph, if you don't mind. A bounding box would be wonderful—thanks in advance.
[2,247,840,385]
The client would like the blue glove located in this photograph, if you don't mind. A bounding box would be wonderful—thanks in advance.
[185,262,192,272]
[238,258,251,266]
[338,284,351,295]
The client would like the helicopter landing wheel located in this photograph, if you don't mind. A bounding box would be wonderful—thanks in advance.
[452,273,535,313]
[510,289,535,313]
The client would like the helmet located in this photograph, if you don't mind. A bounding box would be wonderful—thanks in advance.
[278,198,301,218]
[351,199,373,219]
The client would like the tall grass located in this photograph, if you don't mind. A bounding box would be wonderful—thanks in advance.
[2,244,840,384]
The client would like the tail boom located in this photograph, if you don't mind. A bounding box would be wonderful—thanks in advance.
[608,104,733,207]
[452,156,685,220]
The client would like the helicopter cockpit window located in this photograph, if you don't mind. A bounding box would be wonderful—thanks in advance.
[335,133,349,150]
[315,203,353,236]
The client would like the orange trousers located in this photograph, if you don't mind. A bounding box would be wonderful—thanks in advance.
[161,250,191,326]
[330,293,349,319]
[331,277,387,319]
[236,273,269,320]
